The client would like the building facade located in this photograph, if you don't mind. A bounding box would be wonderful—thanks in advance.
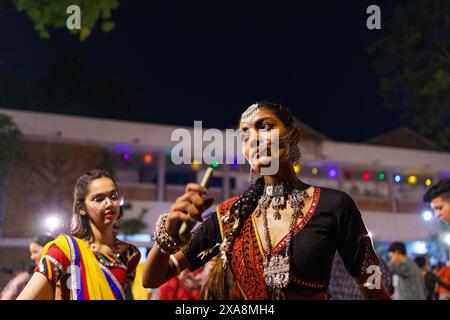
[1,108,449,287]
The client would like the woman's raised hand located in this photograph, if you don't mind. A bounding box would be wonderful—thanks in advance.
[165,183,214,237]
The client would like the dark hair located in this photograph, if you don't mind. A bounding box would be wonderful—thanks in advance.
[414,256,427,268]
[388,242,407,255]
[31,234,55,247]
[70,169,123,240]
[202,177,265,299]
[423,178,450,203]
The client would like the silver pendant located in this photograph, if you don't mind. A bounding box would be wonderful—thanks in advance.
[263,255,291,299]
[271,195,284,208]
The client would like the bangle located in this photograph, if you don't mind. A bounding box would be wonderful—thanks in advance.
[170,254,182,275]
[153,213,185,255]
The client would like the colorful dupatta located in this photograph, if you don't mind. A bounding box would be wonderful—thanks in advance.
[41,234,126,300]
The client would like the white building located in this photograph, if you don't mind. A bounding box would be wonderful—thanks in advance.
[0,108,449,251]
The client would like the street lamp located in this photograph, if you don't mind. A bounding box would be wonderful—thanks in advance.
[421,210,434,222]
[44,215,62,233]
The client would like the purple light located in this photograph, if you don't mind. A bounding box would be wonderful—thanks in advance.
[122,152,131,161]
[231,156,238,169]
[114,145,133,153]
[439,172,450,179]
[328,169,338,179]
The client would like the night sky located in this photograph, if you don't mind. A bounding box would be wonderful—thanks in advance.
[1,1,406,142]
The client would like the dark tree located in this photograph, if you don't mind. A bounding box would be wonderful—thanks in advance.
[367,0,450,149]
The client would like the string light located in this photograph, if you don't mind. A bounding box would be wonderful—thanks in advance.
[362,171,371,181]
[122,152,130,161]
[311,168,319,175]
[425,178,432,186]
[378,172,386,181]
[144,153,152,164]
[394,174,401,183]
[328,168,338,179]
[344,170,352,179]
[408,175,417,184]
[231,155,239,169]
[191,160,202,171]
[212,160,219,168]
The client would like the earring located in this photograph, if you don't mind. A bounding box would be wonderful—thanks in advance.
[288,144,302,166]
[249,167,259,184]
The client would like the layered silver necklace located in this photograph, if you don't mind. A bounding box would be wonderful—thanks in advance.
[256,181,310,299]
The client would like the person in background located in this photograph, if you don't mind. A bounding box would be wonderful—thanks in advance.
[436,262,450,300]
[423,178,450,225]
[414,256,450,300]
[387,242,426,300]
[18,169,140,300]
[1,235,54,300]
[423,178,450,300]
[159,267,204,300]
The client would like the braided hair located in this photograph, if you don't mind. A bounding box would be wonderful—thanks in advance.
[202,177,265,299]
[202,102,298,299]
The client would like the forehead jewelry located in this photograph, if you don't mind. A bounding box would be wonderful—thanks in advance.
[241,103,260,124]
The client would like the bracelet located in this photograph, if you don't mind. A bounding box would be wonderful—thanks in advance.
[153,213,185,255]
[170,254,182,275]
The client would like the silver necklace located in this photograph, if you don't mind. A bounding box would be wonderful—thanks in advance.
[256,181,309,220]
[258,182,310,299]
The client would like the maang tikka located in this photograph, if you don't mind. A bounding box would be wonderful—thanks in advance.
[241,103,260,124]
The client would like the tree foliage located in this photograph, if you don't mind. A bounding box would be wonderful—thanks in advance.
[0,113,22,171]
[119,202,148,235]
[11,0,119,40]
[367,0,450,149]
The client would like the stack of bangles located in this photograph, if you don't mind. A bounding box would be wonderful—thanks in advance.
[153,213,188,255]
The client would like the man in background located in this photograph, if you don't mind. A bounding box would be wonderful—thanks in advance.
[423,178,450,225]
[388,242,426,300]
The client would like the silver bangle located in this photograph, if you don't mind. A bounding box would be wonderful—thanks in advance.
[170,254,182,275]
[153,213,185,255]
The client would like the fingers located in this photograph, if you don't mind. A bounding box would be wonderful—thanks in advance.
[185,183,207,195]
[178,191,205,208]
[165,210,193,236]
[175,191,213,221]
[171,201,201,219]
[168,211,194,223]
[166,183,214,236]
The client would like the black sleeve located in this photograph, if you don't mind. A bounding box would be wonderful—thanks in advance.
[379,258,395,295]
[182,211,223,272]
[336,193,380,278]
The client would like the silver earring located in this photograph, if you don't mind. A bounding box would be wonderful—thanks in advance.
[249,167,259,184]
[288,144,302,166]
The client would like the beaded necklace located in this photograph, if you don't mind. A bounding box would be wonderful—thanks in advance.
[89,239,127,270]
